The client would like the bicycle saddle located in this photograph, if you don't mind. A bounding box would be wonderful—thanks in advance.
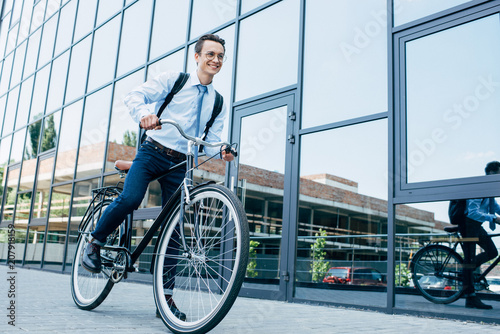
[444,225,459,233]
[114,160,133,172]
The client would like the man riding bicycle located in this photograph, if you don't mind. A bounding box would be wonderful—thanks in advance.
[460,161,500,309]
[81,34,234,320]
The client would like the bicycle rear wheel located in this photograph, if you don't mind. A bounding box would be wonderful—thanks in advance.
[153,184,249,334]
[71,200,122,310]
[410,244,464,304]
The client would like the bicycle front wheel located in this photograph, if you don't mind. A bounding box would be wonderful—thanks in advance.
[410,244,464,304]
[153,184,249,334]
[71,200,122,310]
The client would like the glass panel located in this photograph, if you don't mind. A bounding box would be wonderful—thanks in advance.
[11,0,23,23]
[65,35,91,103]
[6,23,19,54]
[18,0,34,43]
[44,0,61,20]
[0,95,5,132]
[15,75,34,130]
[10,39,27,86]
[30,1,45,32]
[405,15,500,183]
[76,86,111,179]
[40,111,61,153]
[3,167,19,221]
[46,50,69,113]
[53,0,77,56]
[105,70,143,172]
[302,0,387,128]
[295,120,388,307]
[394,0,471,26]
[10,128,26,164]
[87,15,120,92]
[24,120,41,160]
[25,223,45,265]
[65,178,99,270]
[116,0,152,77]
[37,14,57,68]
[14,192,30,261]
[73,0,97,42]
[3,85,20,136]
[190,0,236,39]
[149,0,189,61]
[23,28,41,78]
[54,100,83,183]
[29,64,50,122]
[235,0,300,101]
[95,0,122,27]
[147,50,184,80]
[0,135,12,172]
[238,107,286,289]
[44,184,72,270]
[241,0,269,14]
[0,52,13,94]
[0,13,11,58]
[33,156,55,218]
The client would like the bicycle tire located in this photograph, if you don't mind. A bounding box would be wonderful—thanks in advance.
[410,244,464,304]
[153,184,249,334]
[71,200,122,310]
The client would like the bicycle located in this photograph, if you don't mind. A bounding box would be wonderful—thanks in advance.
[410,224,500,304]
[70,119,249,334]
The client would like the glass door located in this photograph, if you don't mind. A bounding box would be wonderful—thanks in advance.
[230,94,296,300]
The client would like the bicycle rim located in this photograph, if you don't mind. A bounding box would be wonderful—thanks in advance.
[154,184,249,334]
[71,201,118,310]
[411,244,464,304]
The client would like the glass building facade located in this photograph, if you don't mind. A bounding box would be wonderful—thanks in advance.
[0,0,499,323]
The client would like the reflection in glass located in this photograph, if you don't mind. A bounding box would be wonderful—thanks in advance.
[54,0,77,56]
[235,0,300,101]
[46,51,70,113]
[40,111,61,153]
[394,0,470,26]
[33,157,55,219]
[54,100,83,184]
[73,0,97,42]
[65,36,91,103]
[44,184,72,269]
[65,178,99,270]
[295,120,387,307]
[2,167,20,221]
[190,0,236,39]
[3,86,19,135]
[237,107,286,287]
[37,14,57,68]
[147,50,184,80]
[149,0,189,61]
[87,15,120,92]
[25,120,42,160]
[29,65,50,122]
[23,29,41,78]
[15,75,34,130]
[405,15,500,183]
[14,192,30,261]
[10,129,26,165]
[116,0,152,77]
[76,86,112,179]
[105,70,143,172]
[302,0,387,128]
[10,40,26,87]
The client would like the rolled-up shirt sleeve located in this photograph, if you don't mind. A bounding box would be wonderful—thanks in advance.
[467,199,496,223]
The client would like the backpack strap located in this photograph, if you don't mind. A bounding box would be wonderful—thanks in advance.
[157,72,190,118]
[199,90,224,153]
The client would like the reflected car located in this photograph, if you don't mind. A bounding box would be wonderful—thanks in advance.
[417,276,453,290]
[487,276,500,293]
[322,267,386,286]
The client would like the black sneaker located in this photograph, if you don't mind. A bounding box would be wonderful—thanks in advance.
[81,242,102,273]
[156,295,186,321]
[465,295,493,309]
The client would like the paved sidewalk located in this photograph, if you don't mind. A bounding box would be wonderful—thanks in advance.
[1,266,500,333]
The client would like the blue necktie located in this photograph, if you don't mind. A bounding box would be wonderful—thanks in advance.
[194,85,206,165]
[489,198,496,230]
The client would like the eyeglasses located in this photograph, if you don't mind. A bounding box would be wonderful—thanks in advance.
[200,51,227,63]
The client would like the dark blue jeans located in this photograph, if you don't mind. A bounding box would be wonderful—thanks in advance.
[92,140,185,242]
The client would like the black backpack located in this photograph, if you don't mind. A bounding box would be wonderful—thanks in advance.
[448,199,467,225]
[140,72,224,149]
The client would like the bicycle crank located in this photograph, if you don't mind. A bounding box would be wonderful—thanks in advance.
[110,250,130,283]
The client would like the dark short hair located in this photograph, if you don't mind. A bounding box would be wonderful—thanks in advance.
[194,34,225,54]
[485,161,500,175]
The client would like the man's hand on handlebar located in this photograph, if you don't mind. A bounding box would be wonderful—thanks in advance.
[221,145,237,162]
[141,114,162,130]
